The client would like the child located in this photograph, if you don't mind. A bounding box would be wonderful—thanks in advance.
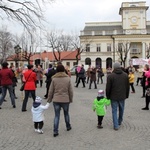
[31,96,50,134]
[92,90,110,129]
[128,70,135,93]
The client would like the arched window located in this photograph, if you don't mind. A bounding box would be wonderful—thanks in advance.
[95,58,101,68]
[106,58,112,68]
[85,58,91,65]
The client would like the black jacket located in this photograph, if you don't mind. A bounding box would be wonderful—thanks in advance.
[106,68,129,100]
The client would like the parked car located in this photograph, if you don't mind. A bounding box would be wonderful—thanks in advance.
[70,65,78,75]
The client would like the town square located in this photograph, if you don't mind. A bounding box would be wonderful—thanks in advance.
[1,0,150,150]
[0,75,150,150]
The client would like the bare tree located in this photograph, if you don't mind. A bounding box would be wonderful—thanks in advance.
[15,30,40,64]
[46,30,72,61]
[0,26,13,63]
[71,34,92,65]
[116,41,131,68]
[0,0,55,31]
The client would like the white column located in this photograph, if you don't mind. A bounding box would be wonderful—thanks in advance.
[126,42,130,66]
[142,42,146,59]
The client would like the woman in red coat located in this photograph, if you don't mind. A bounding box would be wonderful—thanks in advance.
[22,64,37,112]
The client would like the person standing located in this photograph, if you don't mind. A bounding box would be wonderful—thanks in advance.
[106,62,129,130]
[97,66,104,84]
[44,64,56,99]
[128,70,135,93]
[142,77,150,110]
[136,65,143,86]
[34,65,43,87]
[22,64,37,112]
[47,64,73,137]
[31,96,50,134]
[75,64,86,88]
[92,90,110,129]
[86,65,91,84]
[0,62,16,109]
[141,64,149,98]
[10,66,18,99]
[89,66,97,89]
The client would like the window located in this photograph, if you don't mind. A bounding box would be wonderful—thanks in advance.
[73,62,77,66]
[66,62,70,67]
[86,44,90,52]
[107,44,111,52]
[130,43,140,54]
[97,44,101,52]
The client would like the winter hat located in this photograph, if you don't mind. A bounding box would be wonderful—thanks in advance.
[35,96,42,103]
[98,90,104,97]
[113,62,121,69]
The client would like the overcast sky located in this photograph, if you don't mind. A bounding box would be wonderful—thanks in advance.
[44,0,150,32]
[3,0,150,34]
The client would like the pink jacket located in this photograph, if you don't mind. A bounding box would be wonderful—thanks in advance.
[145,70,150,85]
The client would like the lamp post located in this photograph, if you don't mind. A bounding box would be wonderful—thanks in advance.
[14,45,21,68]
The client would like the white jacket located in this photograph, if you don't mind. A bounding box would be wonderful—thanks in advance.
[31,103,49,122]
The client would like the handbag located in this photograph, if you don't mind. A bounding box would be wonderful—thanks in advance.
[20,83,25,91]
[20,72,32,91]
[101,73,104,77]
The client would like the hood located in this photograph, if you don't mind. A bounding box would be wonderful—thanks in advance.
[113,68,123,74]
[52,72,68,78]
[97,96,104,101]
[32,102,41,108]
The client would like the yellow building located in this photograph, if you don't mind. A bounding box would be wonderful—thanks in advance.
[80,1,150,69]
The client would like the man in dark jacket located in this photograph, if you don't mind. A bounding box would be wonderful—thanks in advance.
[0,62,16,109]
[106,62,129,130]
[44,64,56,99]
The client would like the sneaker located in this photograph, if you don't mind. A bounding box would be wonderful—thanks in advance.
[34,129,38,132]
[97,125,103,129]
[142,107,149,110]
[13,105,16,108]
[37,129,43,134]
[67,127,72,131]
[53,133,59,137]
[114,128,119,131]
[22,110,27,112]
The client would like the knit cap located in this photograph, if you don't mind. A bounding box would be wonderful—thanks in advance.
[35,96,42,103]
[113,62,121,69]
[98,90,104,97]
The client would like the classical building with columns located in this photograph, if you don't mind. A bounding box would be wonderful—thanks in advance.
[80,1,150,69]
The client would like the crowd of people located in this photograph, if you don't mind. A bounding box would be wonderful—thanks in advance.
[0,61,150,137]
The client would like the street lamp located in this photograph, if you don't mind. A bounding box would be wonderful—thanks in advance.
[14,45,22,68]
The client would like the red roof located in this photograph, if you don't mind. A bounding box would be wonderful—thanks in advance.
[7,50,80,61]
[30,50,80,61]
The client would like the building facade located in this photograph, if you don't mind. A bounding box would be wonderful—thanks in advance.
[80,1,150,69]
[6,50,79,70]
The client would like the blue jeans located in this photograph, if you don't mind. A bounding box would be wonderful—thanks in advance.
[111,100,125,129]
[0,85,15,106]
[53,102,71,134]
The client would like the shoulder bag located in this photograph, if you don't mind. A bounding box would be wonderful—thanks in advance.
[20,72,32,91]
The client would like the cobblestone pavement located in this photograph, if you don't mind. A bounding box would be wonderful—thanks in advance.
[0,76,150,150]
